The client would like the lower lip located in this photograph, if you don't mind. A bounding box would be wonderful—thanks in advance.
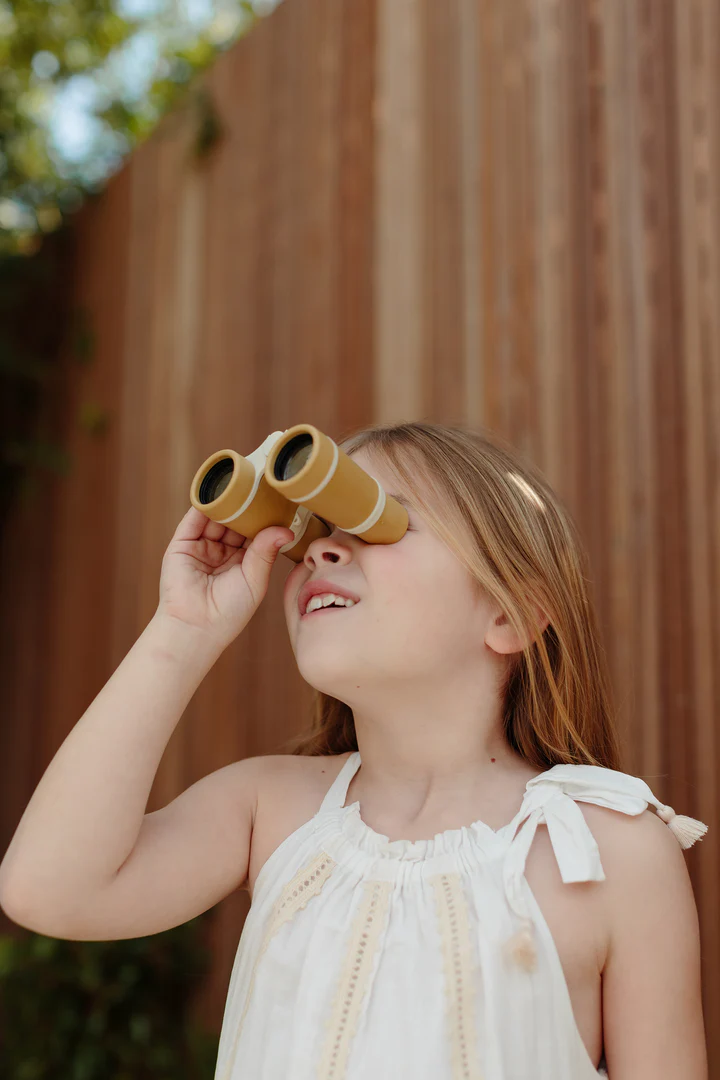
[300,604,358,620]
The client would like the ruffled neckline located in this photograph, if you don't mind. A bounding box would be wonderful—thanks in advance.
[339,796,526,862]
[329,753,657,864]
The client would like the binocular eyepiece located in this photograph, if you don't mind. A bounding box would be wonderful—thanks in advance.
[189,424,409,562]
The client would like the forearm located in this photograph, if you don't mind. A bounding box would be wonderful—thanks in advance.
[0,612,227,911]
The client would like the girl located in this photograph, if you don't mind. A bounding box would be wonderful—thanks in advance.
[215,421,707,1079]
[0,421,707,1080]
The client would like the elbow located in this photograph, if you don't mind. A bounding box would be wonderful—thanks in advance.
[0,880,75,939]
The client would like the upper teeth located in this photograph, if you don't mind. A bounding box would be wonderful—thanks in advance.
[305,593,357,614]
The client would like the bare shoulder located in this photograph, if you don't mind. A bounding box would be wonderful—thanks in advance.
[250,749,354,802]
[578,801,689,873]
[575,802,695,915]
[245,750,354,898]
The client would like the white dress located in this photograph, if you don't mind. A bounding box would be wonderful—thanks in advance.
[213,750,705,1080]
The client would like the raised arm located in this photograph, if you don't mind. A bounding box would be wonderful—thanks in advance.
[0,507,293,938]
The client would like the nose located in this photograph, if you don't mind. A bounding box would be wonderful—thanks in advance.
[303,526,356,569]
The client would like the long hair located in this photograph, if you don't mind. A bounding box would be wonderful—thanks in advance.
[279,420,621,771]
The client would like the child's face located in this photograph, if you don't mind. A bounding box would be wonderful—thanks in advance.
[282,448,510,707]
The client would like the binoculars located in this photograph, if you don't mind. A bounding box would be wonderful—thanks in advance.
[189,424,409,563]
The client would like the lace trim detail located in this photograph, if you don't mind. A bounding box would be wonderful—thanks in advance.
[218,851,336,1080]
[266,849,336,936]
[430,872,483,1079]
[317,878,394,1079]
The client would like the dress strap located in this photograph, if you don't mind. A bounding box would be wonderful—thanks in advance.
[500,763,708,972]
[319,751,362,812]
[524,764,708,848]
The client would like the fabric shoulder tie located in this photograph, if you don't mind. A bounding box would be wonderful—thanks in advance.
[523,764,708,849]
[501,764,708,973]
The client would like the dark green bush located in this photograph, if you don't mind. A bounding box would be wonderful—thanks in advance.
[0,915,219,1079]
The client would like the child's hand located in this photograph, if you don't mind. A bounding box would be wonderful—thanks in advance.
[156,507,294,645]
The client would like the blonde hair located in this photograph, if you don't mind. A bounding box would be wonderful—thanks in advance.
[279,420,621,771]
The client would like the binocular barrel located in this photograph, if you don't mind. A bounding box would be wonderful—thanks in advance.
[189,424,409,562]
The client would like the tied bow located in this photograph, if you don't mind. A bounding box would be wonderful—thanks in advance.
[501,765,708,972]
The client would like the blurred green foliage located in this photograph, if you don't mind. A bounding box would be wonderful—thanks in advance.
[0,0,258,256]
[0,918,220,1079]
[0,0,132,236]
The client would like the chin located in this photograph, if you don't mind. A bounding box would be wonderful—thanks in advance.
[297,659,349,690]
[294,654,358,696]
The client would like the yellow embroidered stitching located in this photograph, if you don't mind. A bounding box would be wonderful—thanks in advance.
[317,878,394,1079]
[218,851,336,1080]
[266,850,335,937]
[431,872,483,1079]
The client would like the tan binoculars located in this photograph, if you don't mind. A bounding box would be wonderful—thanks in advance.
[189,424,409,563]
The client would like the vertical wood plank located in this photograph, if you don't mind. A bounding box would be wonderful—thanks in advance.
[674,0,720,1062]
[422,0,466,421]
[457,0,484,428]
[374,0,426,421]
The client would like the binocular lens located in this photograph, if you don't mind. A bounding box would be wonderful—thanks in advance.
[198,458,234,504]
[272,434,313,481]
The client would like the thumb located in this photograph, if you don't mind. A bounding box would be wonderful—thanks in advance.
[242,528,295,598]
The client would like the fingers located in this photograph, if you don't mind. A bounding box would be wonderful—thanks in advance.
[178,507,247,547]
[222,527,244,547]
[174,507,210,541]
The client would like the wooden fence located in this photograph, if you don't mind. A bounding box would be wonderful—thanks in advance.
[1,0,718,1068]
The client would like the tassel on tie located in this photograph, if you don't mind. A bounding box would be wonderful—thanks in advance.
[504,917,537,972]
[656,804,708,849]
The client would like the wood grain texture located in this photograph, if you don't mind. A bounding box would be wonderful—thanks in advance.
[0,0,718,1064]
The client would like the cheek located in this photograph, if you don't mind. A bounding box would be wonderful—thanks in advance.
[284,561,303,589]
[365,544,411,587]
[376,554,475,634]
[283,563,304,615]
[368,553,433,620]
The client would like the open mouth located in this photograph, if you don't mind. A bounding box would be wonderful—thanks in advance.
[300,603,359,620]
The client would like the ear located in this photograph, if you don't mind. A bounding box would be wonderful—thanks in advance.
[485,603,550,655]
